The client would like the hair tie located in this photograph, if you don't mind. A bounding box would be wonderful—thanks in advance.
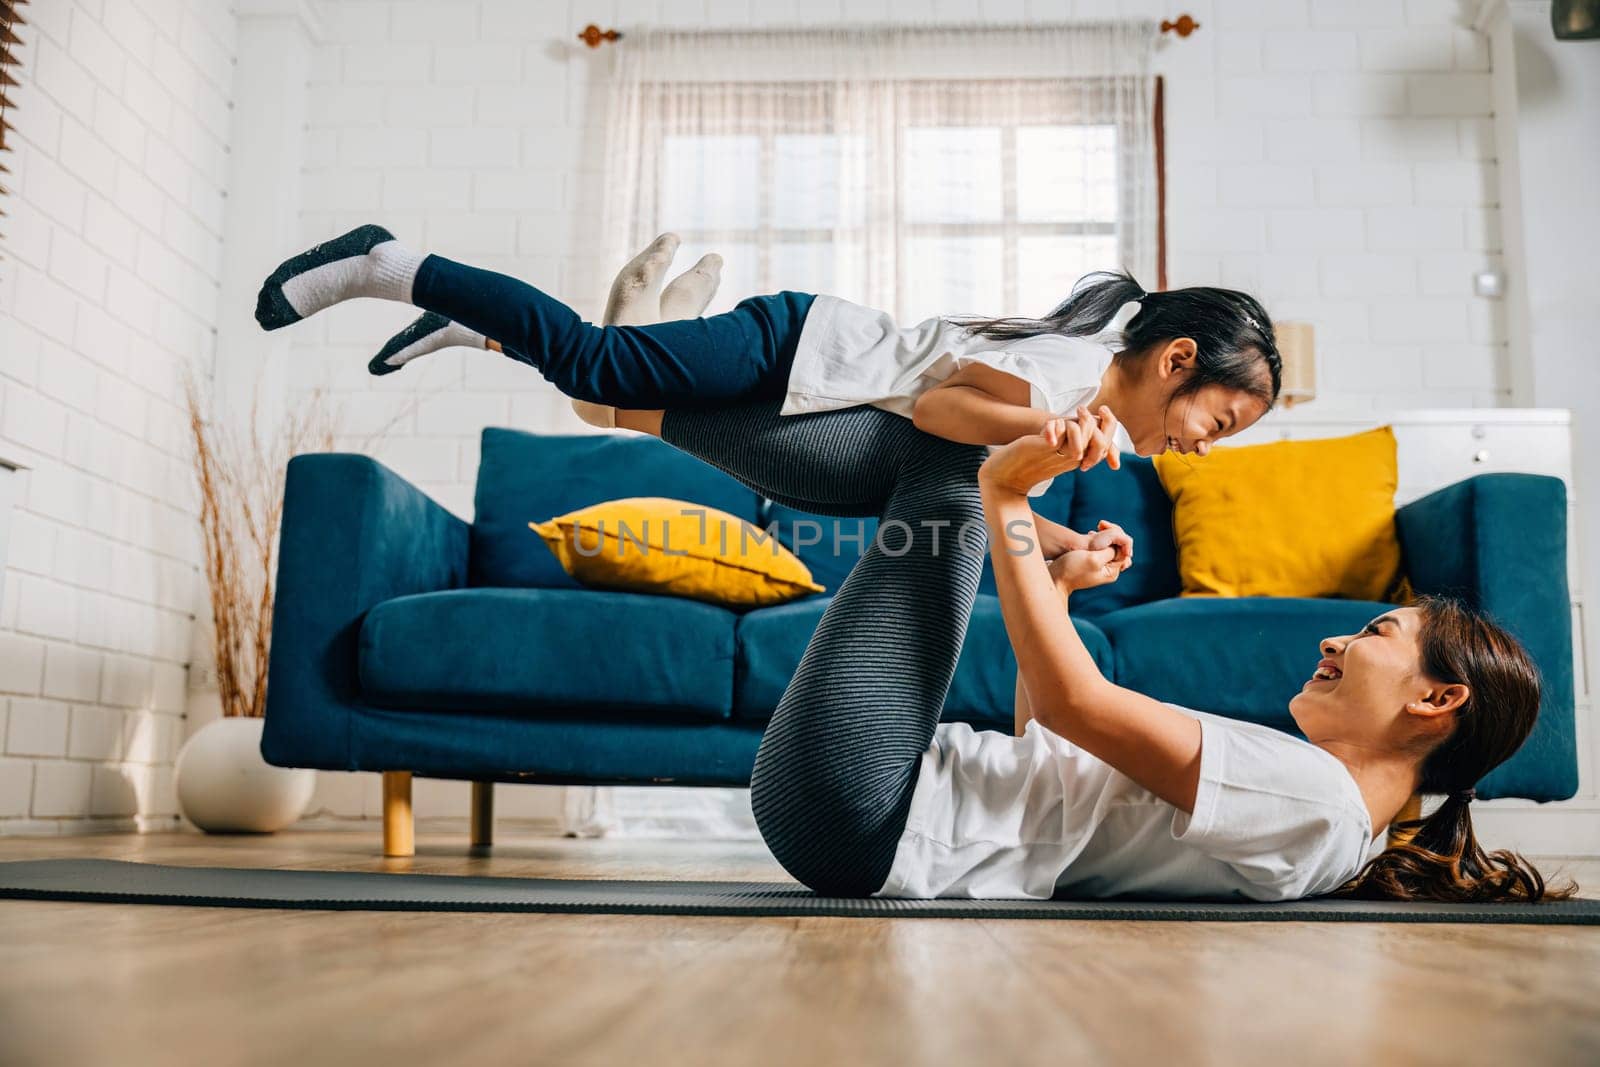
[1451,787,1476,804]
[1090,299,1143,351]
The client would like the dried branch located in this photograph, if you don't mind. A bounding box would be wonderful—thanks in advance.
[183,369,340,718]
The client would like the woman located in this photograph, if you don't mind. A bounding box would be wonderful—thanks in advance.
[936,421,1572,902]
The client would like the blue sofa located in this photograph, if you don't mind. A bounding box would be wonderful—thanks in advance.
[263,428,1579,854]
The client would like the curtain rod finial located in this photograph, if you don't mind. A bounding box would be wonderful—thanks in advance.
[578,24,623,49]
[1161,14,1200,37]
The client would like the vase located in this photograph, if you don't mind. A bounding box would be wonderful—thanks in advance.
[174,717,315,833]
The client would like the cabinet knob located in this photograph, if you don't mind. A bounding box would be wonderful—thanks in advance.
[1473,449,1490,463]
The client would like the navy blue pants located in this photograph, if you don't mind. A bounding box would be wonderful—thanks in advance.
[412,254,816,409]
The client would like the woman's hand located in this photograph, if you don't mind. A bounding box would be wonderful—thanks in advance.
[978,406,1121,497]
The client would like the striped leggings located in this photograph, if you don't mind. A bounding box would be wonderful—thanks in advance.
[660,401,988,896]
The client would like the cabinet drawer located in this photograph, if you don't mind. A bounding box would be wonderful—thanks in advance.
[1392,422,1572,489]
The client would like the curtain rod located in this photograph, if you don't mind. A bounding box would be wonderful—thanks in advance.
[577,14,1200,49]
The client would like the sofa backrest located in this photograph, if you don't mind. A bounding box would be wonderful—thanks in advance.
[471,429,763,589]
[769,453,1182,615]
[1065,456,1181,616]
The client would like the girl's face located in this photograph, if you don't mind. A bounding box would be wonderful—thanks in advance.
[1289,607,1469,748]
[1115,339,1272,458]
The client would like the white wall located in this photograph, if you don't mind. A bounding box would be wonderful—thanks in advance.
[1466,0,1600,857]
[0,0,236,833]
[281,0,1514,829]
[0,0,1536,837]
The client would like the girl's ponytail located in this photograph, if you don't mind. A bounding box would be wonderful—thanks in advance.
[951,270,1146,342]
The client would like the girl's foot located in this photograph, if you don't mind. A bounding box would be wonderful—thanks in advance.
[659,253,724,320]
[369,313,489,375]
[571,400,617,428]
[602,232,680,326]
[255,224,423,331]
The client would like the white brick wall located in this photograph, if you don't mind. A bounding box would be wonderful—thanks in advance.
[0,0,235,835]
[275,0,1508,826]
[0,0,1510,833]
[288,0,1508,515]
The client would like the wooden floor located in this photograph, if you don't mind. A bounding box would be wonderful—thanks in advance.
[0,833,1597,1067]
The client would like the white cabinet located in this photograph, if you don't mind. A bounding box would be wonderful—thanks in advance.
[1229,407,1588,714]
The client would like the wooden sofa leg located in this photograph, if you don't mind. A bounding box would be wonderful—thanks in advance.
[383,771,414,857]
[471,781,494,849]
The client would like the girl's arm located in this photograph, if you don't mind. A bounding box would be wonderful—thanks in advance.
[980,416,1203,812]
[911,362,1049,445]
[913,365,1122,476]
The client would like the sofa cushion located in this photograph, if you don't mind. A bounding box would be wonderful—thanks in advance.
[766,467,1077,598]
[733,593,1114,727]
[359,587,736,720]
[472,429,761,590]
[531,497,823,609]
[1153,426,1402,601]
[1095,596,1398,730]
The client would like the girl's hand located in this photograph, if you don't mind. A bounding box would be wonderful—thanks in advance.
[1073,405,1123,473]
[1085,520,1134,572]
[979,406,1120,497]
[1048,546,1125,592]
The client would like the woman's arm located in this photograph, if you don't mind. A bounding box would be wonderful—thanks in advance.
[980,416,1203,812]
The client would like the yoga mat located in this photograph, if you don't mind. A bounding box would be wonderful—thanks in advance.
[1,859,1596,923]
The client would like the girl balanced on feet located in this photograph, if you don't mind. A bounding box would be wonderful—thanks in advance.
[256,225,1280,555]
[257,229,1569,903]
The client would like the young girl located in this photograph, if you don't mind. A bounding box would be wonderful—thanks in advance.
[254,228,1281,520]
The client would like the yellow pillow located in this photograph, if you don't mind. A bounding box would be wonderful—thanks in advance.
[1152,426,1405,601]
[530,497,824,609]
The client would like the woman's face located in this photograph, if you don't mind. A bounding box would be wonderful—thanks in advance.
[1115,340,1271,458]
[1289,607,1468,747]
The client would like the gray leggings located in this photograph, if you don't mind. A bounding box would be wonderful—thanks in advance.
[660,401,988,896]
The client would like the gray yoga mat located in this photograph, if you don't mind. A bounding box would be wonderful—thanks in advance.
[1,859,1596,923]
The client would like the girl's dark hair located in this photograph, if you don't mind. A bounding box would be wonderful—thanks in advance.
[1335,594,1576,903]
[949,270,1283,409]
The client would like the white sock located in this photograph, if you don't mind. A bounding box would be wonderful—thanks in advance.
[370,313,488,376]
[257,225,426,330]
[281,241,424,318]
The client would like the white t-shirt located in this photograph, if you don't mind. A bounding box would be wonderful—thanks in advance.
[875,708,1379,902]
[780,295,1131,496]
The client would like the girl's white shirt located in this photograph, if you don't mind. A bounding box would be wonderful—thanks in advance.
[780,295,1138,496]
[875,709,1380,902]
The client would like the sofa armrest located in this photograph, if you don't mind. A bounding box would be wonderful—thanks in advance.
[1394,472,1577,800]
[262,454,470,770]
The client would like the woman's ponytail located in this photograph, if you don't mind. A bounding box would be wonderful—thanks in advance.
[1336,791,1571,903]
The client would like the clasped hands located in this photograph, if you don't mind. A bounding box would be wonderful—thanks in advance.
[982,405,1133,592]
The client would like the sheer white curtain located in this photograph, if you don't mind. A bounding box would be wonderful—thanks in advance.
[602,22,1160,326]
[583,22,1158,838]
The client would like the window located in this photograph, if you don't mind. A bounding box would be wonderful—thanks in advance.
[648,79,1152,324]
